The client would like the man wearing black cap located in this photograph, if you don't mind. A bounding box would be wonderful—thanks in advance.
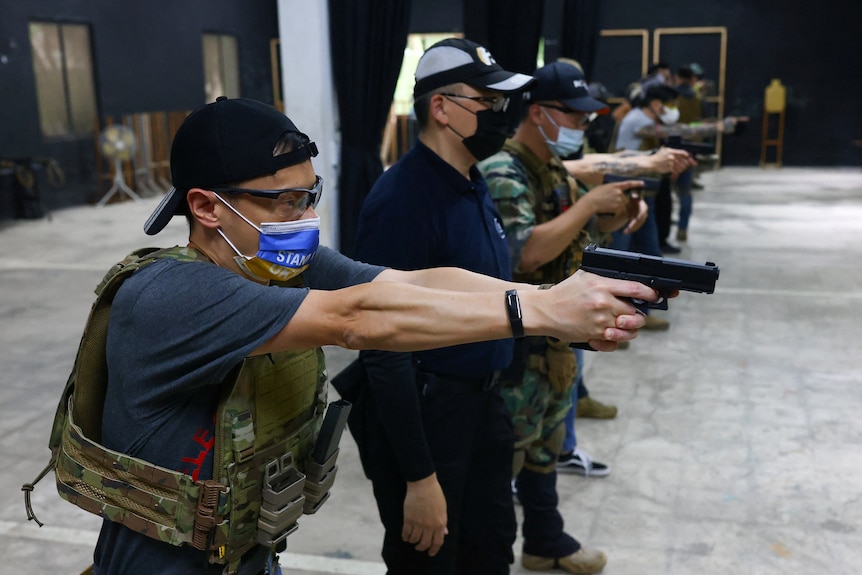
[58,96,661,575]
[351,38,534,574]
[479,62,648,574]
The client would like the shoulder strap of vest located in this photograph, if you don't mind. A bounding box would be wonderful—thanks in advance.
[502,140,558,223]
[502,139,547,182]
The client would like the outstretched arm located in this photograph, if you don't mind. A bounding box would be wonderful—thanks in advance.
[565,147,694,184]
[255,268,660,355]
[635,117,745,140]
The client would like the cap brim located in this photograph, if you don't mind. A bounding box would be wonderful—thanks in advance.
[144,187,185,235]
[474,70,536,93]
[562,96,610,115]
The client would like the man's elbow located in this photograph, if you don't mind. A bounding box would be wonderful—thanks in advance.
[340,318,404,352]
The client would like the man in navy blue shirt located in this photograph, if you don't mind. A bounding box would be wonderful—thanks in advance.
[351,38,535,574]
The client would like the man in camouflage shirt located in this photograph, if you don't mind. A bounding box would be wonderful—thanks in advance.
[479,62,647,574]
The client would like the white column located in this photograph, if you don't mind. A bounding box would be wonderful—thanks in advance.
[276,0,340,249]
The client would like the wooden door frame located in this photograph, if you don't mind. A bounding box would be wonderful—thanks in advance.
[653,26,728,158]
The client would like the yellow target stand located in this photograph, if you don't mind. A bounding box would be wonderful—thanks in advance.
[760,79,786,168]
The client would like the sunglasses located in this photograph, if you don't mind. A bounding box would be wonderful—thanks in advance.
[212,175,323,216]
[440,93,510,113]
[538,104,591,127]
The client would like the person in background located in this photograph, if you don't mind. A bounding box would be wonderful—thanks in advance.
[668,65,703,241]
[350,37,536,575]
[480,61,648,574]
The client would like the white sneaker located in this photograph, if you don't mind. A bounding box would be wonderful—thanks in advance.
[556,448,611,477]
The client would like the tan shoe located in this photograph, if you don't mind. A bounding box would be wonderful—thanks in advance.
[522,547,608,573]
[576,396,617,419]
[677,229,688,241]
[642,314,670,331]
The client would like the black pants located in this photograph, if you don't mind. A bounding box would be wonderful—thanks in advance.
[516,467,579,558]
[356,373,516,575]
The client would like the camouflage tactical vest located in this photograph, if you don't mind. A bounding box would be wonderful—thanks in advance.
[23,246,329,573]
[500,140,596,284]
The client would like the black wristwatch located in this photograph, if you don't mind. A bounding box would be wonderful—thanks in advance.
[505,289,525,339]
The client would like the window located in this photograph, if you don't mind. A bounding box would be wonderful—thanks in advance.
[390,33,459,116]
[203,34,240,103]
[29,22,97,138]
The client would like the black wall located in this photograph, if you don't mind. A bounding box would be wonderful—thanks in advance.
[2,1,859,221]
[587,0,862,166]
[0,0,278,216]
[409,0,862,167]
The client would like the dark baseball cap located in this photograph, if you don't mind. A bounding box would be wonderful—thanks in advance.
[524,62,609,114]
[144,97,318,235]
[413,38,535,99]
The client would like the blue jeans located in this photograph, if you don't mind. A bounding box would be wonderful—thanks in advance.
[676,168,693,232]
[562,348,586,455]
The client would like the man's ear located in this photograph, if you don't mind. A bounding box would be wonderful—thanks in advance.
[528,103,544,124]
[186,189,221,229]
[428,93,449,126]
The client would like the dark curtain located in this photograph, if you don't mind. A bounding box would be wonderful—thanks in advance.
[463,0,544,130]
[328,0,412,257]
[462,0,544,75]
[559,0,604,78]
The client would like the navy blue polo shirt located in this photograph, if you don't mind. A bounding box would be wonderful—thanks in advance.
[355,140,514,378]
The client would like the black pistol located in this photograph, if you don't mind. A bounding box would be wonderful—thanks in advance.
[661,135,715,157]
[601,172,661,192]
[598,174,661,217]
[579,244,719,311]
[570,244,719,350]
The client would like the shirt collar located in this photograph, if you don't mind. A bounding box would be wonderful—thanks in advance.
[415,140,484,195]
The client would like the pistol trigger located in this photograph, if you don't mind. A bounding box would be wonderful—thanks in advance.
[648,295,669,310]
[631,296,668,311]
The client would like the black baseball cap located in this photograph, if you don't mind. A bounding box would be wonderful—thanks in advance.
[413,38,535,99]
[643,82,680,103]
[524,62,609,114]
[144,97,318,235]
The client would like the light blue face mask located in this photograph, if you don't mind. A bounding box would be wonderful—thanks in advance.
[538,108,585,158]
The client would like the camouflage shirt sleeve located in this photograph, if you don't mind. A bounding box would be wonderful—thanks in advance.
[478,150,537,273]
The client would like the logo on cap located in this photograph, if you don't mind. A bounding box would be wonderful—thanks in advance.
[476,47,496,67]
[573,80,587,89]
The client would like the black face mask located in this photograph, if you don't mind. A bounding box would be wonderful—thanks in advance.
[449,107,510,162]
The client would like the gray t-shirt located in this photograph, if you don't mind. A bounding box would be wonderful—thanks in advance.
[615,107,655,151]
[94,245,383,575]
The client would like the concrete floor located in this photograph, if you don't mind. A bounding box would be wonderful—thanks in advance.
[1,166,861,575]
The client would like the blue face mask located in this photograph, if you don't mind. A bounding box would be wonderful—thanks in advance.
[215,194,320,282]
[538,108,585,158]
